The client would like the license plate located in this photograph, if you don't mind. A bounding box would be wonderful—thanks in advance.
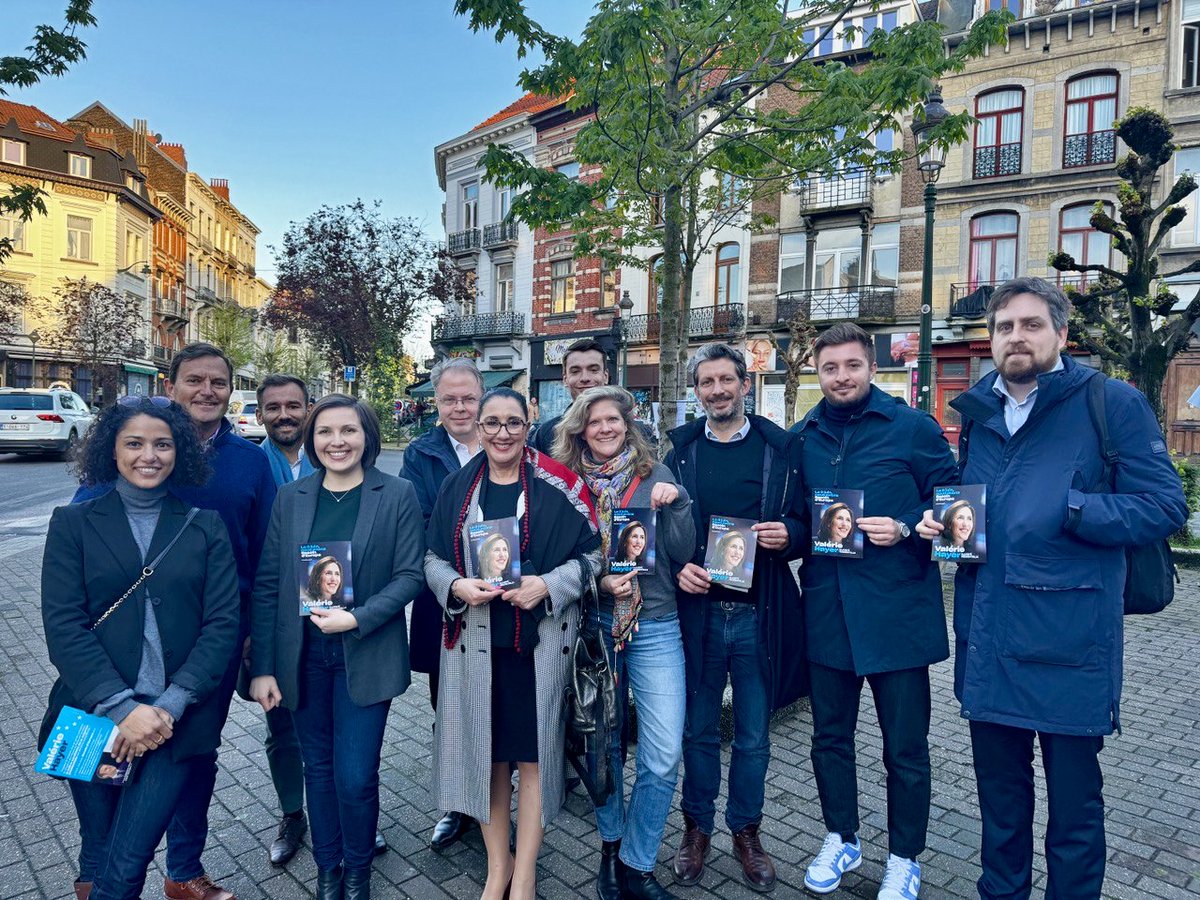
[0,423,30,431]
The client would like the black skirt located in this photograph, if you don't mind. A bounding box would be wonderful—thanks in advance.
[491,647,539,763]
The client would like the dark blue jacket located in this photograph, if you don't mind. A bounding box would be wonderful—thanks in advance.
[950,355,1186,736]
[73,418,276,629]
[664,414,809,710]
[793,385,958,676]
[398,425,462,674]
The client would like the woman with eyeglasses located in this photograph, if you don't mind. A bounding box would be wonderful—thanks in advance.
[40,397,240,900]
[249,395,426,900]
[424,387,602,900]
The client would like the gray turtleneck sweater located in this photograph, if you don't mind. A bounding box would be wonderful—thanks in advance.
[93,477,194,726]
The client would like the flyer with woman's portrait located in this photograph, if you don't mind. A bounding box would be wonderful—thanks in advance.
[35,706,136,787]
[609,508,657,575]
[704,515,757,591]
[469,517,521,589]
[932,484,987,563]
[811,488,865,559]
[297,542,354,615]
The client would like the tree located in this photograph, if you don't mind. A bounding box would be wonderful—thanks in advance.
[366,352,417,442]
[198,301,255,371]
[254,327,295,377]
[42,277,140,403]
[456,0,1009,442]
[1,1,97,264]
[1050,108,1200,426]
[0,280,28,344]
[264,201,445,397]
[767,305,817,428]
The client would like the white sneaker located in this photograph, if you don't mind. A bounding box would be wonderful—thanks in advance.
[804,832,863,894]
[877,854,921,900]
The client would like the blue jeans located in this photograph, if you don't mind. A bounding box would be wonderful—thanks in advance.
[70,746,201,900]
[594,611,686,873]
[681,601,770,834]
[292,633,391,871]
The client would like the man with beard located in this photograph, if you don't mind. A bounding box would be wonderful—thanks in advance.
[790,323,957,900]
[664,342,807,893]
[916,278,1185,900]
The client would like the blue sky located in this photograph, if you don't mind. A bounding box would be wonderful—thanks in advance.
[5,0,592,281]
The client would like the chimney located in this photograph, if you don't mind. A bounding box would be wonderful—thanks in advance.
[159,142,188,169]
[132,118,148,166]
[210,177,230,201]
[88,127,117,151]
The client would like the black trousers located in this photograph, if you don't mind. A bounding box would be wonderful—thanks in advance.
[970,720,1106,900]
[808,663,932,860]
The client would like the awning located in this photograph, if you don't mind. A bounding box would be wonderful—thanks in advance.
[123,363,157,376]
[410,370,516,397]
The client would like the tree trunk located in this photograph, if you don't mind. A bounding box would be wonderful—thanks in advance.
[783,378,798,428]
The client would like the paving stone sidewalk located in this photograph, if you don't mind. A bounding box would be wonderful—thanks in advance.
[2,543,1198,900]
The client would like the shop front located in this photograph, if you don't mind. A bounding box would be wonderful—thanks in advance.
[529,331,618,419]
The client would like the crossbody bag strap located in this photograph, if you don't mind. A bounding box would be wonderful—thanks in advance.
[90,507,201,631]
[619,475,643,509]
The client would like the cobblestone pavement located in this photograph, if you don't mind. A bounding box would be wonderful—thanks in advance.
[3,539,1198,899]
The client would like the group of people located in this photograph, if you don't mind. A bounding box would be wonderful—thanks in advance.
[38,275,1186,900]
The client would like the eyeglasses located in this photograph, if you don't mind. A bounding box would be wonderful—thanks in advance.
[479,417,528,436]
[436,396,479,408]
[118,395,172,409]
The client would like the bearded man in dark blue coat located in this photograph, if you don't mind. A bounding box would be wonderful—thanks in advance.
[917,278,1186,900]
[791,323,958,900]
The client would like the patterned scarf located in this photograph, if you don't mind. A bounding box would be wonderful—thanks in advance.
[580,445,643,651]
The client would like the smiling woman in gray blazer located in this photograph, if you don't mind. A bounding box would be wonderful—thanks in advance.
[249,395,425,900]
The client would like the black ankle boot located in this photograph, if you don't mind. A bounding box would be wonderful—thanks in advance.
[597,839,623,900]
[620,862,680,900]
[342,866,371,900]
[316,864,344,900]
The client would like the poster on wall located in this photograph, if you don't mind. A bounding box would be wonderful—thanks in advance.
[760,383,786,426]
[745,338,777,373]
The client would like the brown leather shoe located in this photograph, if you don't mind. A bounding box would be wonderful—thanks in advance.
[732,823,776,893]
[163,874,237,900]
[671,814,710,886]
[73,882,91,900]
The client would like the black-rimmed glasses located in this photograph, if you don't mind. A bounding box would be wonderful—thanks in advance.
[479,417,528,436]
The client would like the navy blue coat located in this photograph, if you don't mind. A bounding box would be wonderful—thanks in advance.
[664,415,809,710]
[793,386,958,676]
[398,426,462,674]
[951,356,1186,736]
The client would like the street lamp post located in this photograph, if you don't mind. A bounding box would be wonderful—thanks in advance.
[910,87,950,414]
[618,289,635,387]
[28,329,41,389]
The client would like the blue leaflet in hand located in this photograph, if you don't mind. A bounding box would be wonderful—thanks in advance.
[298,542,354,615]
[609,508,657,575]
[932,484,987,563]
[469,516,521,589]
[35,706,134,786]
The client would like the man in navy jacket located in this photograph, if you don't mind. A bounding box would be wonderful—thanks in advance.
[918,278,1187,900]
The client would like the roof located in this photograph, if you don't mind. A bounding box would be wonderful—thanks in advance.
[472,91,570,131]
[0,99,75,142]
[411,369,517,396]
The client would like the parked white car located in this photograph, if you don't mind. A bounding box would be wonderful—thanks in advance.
[226,389,266,442]
[0,388,95,458]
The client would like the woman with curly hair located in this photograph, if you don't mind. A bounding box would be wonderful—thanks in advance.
[40,397,241,900]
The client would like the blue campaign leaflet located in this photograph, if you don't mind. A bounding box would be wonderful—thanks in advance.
[609,508,657,575]
[36,706,134,786]
[469,517,521,589]
[298,542,354,615]
[811,488,865,559]
[704,515,757,592]
[932,484,987,563]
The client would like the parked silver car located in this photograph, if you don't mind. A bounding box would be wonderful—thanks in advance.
[0,388,95,458]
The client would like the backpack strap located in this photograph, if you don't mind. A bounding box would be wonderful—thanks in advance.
[1085,371,1119,489]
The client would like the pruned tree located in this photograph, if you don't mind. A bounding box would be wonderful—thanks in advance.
[766,308,817,428]
[455,0,1010,443]
[1050,108,1200,426]
[0,279,29,344]
[254,328,295,377]
[198,301,255,371]
[43,277,140,403]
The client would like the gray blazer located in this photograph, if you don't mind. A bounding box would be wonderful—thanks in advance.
[250,466,426,708]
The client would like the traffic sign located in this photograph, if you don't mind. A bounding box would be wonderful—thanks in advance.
[344,366,356,382]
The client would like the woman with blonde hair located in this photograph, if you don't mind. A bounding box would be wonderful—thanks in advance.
[553,385,695,900]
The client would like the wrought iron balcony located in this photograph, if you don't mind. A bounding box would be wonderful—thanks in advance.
[153,343,175,363]
[621,303,745,344]
[482,221,519,250]
[974,142,1022,179]
[795,169,873,211]
[432,310,525,343]
[195,286,219,307]
[1064,130,1115,168]
[447,228,481,256]
[770,285,896,323]
[153,297,187,320]
[949,281,1006,319]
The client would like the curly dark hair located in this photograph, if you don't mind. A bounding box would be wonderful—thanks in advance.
[73,398,212,488]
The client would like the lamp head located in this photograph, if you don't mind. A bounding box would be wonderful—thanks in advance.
[912,86,950,184]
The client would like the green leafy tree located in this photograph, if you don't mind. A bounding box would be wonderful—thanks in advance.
[198,301,255,371]
[43,277,140,403]
[366,352,417,442]
[254,327,295,376]
[1050,108,1200,427]
[456,0,1008,440]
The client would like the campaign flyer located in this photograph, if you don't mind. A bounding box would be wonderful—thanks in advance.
[469,517,521,589]
[298,541,354,615]
[609,508,657,575]
[811,488,865,559]
[703,515,758,592]
[35,706,135,787]
[932,484,987,563]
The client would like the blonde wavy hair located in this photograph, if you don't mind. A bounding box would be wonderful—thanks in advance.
[551,385,655,478]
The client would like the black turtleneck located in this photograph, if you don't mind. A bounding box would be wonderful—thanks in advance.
[821,392,871,441]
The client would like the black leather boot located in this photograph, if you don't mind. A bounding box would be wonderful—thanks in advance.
[316,865,343,900]
[621,862,680,900]
[596,839,623,900]
[342,866,371,900]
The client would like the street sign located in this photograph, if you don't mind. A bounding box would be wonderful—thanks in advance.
[344,366,356,382]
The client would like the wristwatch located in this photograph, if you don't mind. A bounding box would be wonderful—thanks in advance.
[896,519,911,539]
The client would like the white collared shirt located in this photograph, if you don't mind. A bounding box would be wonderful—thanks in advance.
[290,447,306,481]
[992,358,1064,434]
[704,416,751,443]
[450,435,481,468]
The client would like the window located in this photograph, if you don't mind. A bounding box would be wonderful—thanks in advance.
[814,227,861,290]
[600,261,617,308]
[881,10,898,31]
[66,215,93,261]
[1173,148,1200,246]
[870,223,899,287]
[1064,73,1118,168]
[974,89,1024,178]
[987,0,1020,11]
[125,230,145,270]
[497,186,512,220]
[779,232,807,293]
[69,153,92,178]
[495,262,514,312]
[550,259,575,314]
[462,182,478,230]
[969,213,1019,288]
[125,173,140,192]
[1,215,26,252]
[1,138,26,165]
[717,173,741,210]
[556,161,580,180]
[1059,203,1112,290]
[715,242,741,305]
[1185,0,1200,88]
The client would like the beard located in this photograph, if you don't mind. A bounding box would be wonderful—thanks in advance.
[704,396,741,423]
[269,421,303,447]
[999,350,1051,385]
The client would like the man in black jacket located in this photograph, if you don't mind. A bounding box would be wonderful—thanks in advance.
[528,337,612,454]
[792,323,957,900]
[664,342,807,894]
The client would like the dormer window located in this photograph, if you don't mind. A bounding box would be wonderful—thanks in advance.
[125,173,141,192]
[1,138,26,166]
[69,153,92,178]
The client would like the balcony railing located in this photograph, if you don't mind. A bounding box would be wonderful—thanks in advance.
[153,297,187,319]
[482,221,519,250]
[949,281,1007,319]
[974,142,1022,179]
[622,303,745,345]
[195,286,219,307]
[432,310,525,342]
[768,285,896,323]
[153,344,175,363]
[1064,130,1116,168]
[447,228,481,256]
[795,169,873,211]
